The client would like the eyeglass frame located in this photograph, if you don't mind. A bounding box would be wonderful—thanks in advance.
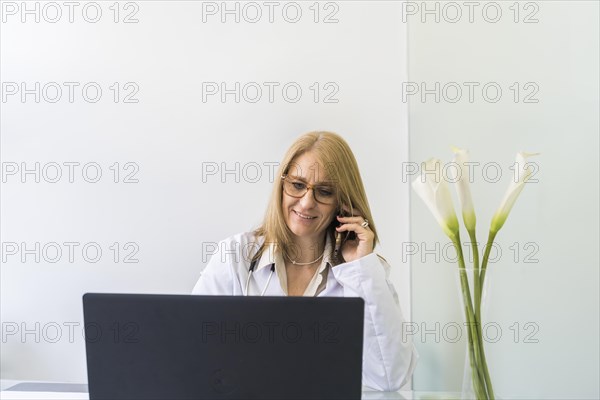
[280,174,338,205]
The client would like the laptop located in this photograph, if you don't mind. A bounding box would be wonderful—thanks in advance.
[83,293,365,400]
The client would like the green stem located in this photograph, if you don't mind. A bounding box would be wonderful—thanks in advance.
[477,332,495,400]
[468,229,481,326]
[465,324,486,400]
[452,233,488,399]
[479,231,497,301]
[469,229,495,399]
[468,230,493,398]
[476,230,499,400]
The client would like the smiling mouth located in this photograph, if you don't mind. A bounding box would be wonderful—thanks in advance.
[293,210,317,220]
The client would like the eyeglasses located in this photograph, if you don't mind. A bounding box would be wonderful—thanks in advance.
[281,175,337,205]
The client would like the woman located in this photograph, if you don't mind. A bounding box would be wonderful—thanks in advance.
[192,131,418,391]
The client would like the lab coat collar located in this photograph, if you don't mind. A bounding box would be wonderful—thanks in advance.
[255,234,333,273]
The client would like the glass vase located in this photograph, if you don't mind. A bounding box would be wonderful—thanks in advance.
[455,267,496,400]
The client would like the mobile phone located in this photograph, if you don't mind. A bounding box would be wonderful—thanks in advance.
[333,210,354,263]
[336,210,356,242]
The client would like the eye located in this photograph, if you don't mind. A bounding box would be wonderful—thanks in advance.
[292,182,306,190]
[317,187,334,197]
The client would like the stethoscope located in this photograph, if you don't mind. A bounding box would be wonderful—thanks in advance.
[244,259,275,296]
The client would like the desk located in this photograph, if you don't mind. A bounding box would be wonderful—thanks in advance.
[0,380,460,399]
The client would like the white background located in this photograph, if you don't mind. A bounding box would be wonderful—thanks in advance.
[408,1,599,399]
[0,0,412,387]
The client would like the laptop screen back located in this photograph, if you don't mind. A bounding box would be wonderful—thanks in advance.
[83,293,364,400]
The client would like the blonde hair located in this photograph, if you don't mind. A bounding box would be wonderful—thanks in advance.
[253,131,378,265]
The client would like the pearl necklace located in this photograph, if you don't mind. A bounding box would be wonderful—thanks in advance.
[285,250,325,266]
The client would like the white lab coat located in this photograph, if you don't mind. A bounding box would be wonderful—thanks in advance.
[192,231,419,391]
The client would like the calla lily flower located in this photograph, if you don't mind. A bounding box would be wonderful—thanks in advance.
[490,152,540,233]
[412,149,539,400]
[451,146,476,232]
[412,158,460,238]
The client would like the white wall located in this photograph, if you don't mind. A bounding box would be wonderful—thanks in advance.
[408,1,599,398]
[0,1,412,384]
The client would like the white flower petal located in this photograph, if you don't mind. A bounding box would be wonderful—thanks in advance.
[451,146,476,231]
[490,152,540,232]
[412,158,459,238]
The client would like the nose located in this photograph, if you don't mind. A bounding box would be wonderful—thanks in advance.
[298,187,318,208]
